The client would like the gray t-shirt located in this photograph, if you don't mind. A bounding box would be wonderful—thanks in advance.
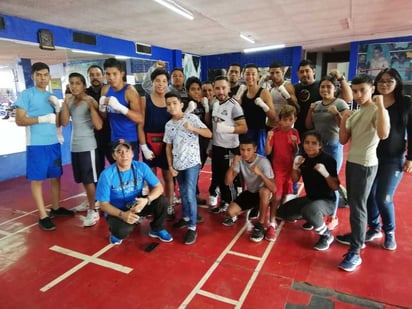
[234,154,274,193]
[312,98,349,142]
[69,98,97,152]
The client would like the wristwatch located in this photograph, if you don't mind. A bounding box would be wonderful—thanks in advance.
[146,196,152,205]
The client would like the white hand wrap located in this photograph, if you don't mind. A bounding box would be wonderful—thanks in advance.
[293,155,305,170]
[108,96,129,115]
[185,101,197,114]
[278,85,291,99]
[255,97,270,112]
[140,144,154,160]
[314,163,330,178]
[216,122,235,133]
[38,113,56,124]
[48,95,61,113]
[233,84,247,101]
[98,96,107,112]
[202,97,209,113]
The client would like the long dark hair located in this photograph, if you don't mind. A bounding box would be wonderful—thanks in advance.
[374,68,403,102]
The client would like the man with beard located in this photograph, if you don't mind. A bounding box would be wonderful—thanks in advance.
[86,65,111,172]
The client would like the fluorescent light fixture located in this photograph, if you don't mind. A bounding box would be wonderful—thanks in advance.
[113,55,130,60]
[71,49,103,55]
[243,44,286,53]
[240,34,255,44]
[153,0,194,20]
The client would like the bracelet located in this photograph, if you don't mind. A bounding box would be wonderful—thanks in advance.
[118,210,123,219]
[146,196,152,206]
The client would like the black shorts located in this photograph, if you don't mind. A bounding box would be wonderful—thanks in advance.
[71,149,100,184]
[233,190,260,211]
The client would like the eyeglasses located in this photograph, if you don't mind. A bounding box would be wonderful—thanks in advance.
[377,79,395,85]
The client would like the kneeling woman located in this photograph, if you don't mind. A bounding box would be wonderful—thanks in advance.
[277,130,340,251]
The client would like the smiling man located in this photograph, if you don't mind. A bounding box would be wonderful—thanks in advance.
[100,58,143,162]
[95,139,173,245]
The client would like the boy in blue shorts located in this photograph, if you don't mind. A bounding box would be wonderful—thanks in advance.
[15,62,74,231]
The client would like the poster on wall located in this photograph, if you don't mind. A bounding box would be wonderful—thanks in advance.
[182,53,201,79]
[356,42,412,82]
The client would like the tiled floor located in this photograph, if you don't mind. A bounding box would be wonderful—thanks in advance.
[0,161,411,308]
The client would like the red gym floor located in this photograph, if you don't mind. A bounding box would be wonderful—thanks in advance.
[1,157,411,308]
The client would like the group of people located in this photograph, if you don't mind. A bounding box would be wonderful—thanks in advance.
[15,57,411,272]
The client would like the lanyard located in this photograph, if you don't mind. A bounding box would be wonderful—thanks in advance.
[116,165,137,201]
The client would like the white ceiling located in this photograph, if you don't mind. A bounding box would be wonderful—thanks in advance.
[0,0,411,63]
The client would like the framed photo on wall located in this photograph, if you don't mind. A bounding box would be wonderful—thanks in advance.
[356,42,412,83]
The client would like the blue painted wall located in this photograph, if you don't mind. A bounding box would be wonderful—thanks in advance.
[201,46,303,83]
[0,14,179,68]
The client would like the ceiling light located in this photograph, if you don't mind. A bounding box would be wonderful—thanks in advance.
[153,0,194,20]
[243,44,286,53]
[71,49,103,55]
[113,55,130,60]
[240,34,255,44]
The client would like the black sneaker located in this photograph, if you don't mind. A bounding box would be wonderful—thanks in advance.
[383,231,397,250]
[302,222,314,231]
[248,207,259,220]
[250,223,265,242]
[197,215,204,223]
[50,207,75,217]
[365,228,383,242]
[172,218,189,229]
[39,217,56,231]
[209,202,228,214]
[196,196,207,205]
[336,233,351,246]
[314,234,334,251]
[222,216,237,226]
[184,229,197,245]
[336,233,366,249]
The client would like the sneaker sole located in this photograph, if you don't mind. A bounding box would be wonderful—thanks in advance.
[83,220,97,227]
[338,261,362,272]
[382,244,397,251]
[148,233,173,243]
[302,226,314,231]
[365,233,383,242]
[250,236,264,243]
[39,224,56,231]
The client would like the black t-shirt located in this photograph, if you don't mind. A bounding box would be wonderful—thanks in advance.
[300,151,337,201]
[294,81,321,136]
[377,95,412,160]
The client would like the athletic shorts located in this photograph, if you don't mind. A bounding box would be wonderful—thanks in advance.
[233,190,260,211]
[71,149,100,184]
[274,170,293,197]
[26,143,62,181]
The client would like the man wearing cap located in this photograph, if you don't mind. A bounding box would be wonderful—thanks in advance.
[95,139,173,244]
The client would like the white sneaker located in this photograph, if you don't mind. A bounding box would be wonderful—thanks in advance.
[83,209,98,227]
[74,200,89,212]
[92,209,100,221]
[208,195,218,207]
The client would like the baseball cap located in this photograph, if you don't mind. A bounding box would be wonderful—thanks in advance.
[112,138,132,153]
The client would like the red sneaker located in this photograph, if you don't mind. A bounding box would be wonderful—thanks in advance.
[265,225,276,241]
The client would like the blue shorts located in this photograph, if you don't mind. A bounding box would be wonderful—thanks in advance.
[27,144,63,181]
